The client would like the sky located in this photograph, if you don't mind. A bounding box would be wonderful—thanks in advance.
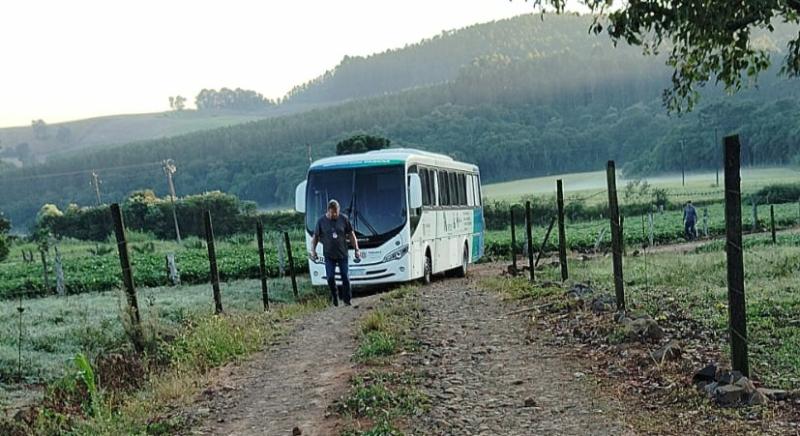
[0,0,573,128]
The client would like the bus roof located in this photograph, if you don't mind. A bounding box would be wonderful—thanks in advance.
[309,148,477,171]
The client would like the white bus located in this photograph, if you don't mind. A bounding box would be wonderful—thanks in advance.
[294,148,484,286]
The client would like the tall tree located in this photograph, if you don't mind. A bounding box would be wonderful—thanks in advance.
[335,134,391,155]
[539,0,800,111]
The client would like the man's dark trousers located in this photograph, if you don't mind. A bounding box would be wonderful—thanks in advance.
[685,220,697,240]
[325,257,351,304]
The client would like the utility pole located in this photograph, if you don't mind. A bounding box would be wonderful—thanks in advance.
[162,159,182,244]
[90,171,102,206]
[306,143,312,165]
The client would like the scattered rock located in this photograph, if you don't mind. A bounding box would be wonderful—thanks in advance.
[565,283,594,299]
[292,426,302,435]
[651,340,682,363]
[623,317,664,341]
[748,389,769,406]
[693,364,718,384]
[733,376,757,395]
[523,397,537,408]
[757,388,789,401]
[714,384,745,405]
[589,295,615,313]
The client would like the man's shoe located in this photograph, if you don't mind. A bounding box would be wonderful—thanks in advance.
[332,296,339,307]
[344,300,352,306]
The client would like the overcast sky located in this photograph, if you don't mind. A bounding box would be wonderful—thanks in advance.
[0,0,579,127]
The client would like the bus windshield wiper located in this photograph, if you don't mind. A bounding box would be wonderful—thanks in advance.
[351,192,378,237]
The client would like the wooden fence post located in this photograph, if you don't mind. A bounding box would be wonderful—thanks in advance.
[723,135,749,377]
[39,249,50,292]
[257,220,270,310]
[770,205,776,244]
[751,197,758,232]
[648,211,654,246]
[110,203,143,352]
[284,232,299,299]
[204,211,224,314]
[556,180,568,281]
[606,161,625,311]
[703,208,709,238]
[509,207,518,274]
[524,201,534,282]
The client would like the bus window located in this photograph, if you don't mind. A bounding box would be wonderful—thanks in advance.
[419,168,429,206]
[475,174,483,206]
[438,171,450,206]
[448,172,457,206]
[459,174,467,205]
[466,174,474,206]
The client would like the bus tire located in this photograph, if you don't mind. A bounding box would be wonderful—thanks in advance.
[423,252,432,285]
[455,243,469,278]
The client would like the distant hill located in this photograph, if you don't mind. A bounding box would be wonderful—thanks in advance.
[1,13,798,230]
[0,103,325,163]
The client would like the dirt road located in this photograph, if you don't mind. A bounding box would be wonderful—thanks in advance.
[188,264,639,435]
[191,294,380,436]
[407,270,632,435]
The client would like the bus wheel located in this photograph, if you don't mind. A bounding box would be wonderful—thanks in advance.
[455,244,468,278]
[423,253,432,285]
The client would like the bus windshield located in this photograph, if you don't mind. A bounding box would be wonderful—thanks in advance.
[305,164,407,244]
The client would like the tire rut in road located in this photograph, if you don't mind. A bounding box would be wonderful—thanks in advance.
[191,294,379,436]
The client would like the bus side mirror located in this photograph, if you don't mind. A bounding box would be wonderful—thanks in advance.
[408,174,422,209]
[295,181,307,213]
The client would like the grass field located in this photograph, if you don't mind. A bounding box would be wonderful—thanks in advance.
[483,167,800,203]
[524,233,800,390]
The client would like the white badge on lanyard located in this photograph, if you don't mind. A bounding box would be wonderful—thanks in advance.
[332,231,338,239]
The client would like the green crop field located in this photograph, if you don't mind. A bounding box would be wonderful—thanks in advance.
[483,167,800,203]
[484,200,800,258]
[0,230,309,300]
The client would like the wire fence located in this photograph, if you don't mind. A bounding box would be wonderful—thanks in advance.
[0,217,316,385]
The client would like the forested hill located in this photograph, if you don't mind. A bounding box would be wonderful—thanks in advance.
[1,14,799,229]
[284,15,657,105]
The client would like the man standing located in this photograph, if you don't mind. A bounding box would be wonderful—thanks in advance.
[311,199,361,306]
[683,200,698,240]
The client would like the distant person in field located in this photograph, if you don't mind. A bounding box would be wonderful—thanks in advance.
[683,200,698,240]
[310,199,361,306]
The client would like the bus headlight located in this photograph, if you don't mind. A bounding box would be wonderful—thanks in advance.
[383,245,409,263]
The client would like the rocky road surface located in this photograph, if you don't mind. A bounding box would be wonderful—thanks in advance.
[408,270,634,435]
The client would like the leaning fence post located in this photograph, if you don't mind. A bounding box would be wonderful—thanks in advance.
[204,211,224,314]
[723,135,749,377]
[257,220,270,310]
[110,203,143,352]
[751,197,758,232]
[606,161,625,311]
[556,180,568,281]
[524,201,534,282]
[284,231,299,300]
[534,217,556,268]
[703,208,709,238]
[509,207,518,274]
[770,205,776,244]
[648,211,655,247]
